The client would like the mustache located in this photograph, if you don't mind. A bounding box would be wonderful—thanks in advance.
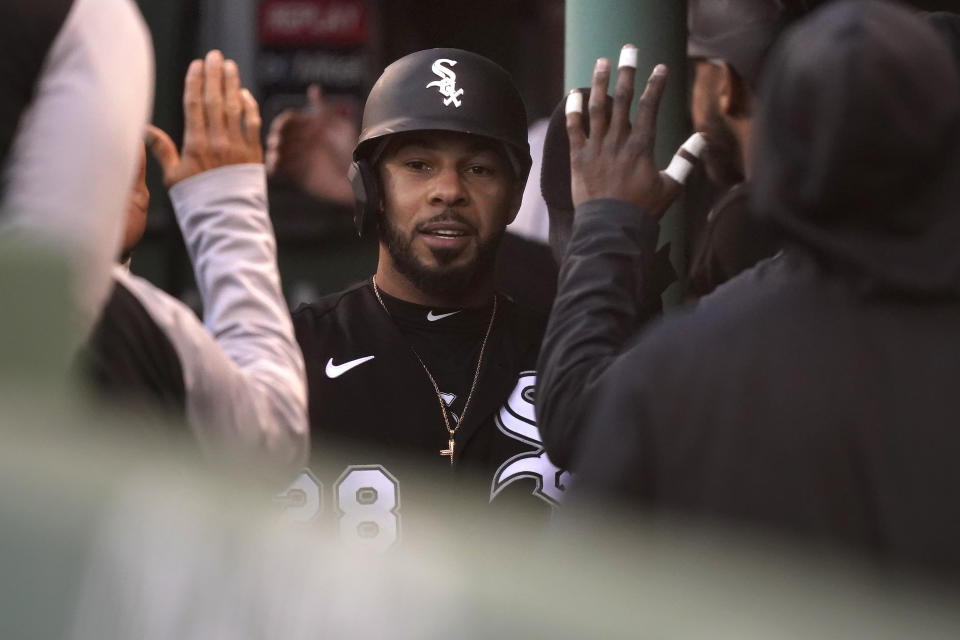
[415,210,476,233]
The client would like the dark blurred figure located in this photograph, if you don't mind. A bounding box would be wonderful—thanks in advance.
[685,0,809,296]
[541,0,804,300]
[265,85,358,209]
[928,11,960,66]
[536,1,807,471]
[567,0,960,577]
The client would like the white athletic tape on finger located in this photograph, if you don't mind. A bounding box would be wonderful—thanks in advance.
[681,132,707,157]
[664,155,695,184]
[565,91,584,116]
[618,47,638,69]
[664,133,707,184]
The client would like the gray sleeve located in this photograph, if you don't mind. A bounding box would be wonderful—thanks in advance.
[1,0,153,337]
[535,199,660,470]
[116,164,308,466]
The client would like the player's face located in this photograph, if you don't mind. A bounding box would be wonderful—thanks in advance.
[377,131,519,295]
[690,60,744,189]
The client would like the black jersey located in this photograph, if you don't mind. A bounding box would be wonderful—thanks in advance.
[73,166,308,466]
[290,280,568,551]
[79,279,187,428]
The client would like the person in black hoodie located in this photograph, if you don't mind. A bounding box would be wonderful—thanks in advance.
[540,0,804,302]
[928,11,960,66]
[553,0,960,575]
[536,2,809,471]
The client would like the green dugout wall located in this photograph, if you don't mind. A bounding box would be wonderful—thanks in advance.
[565,0,689,302]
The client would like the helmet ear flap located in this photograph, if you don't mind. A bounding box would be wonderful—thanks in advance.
[348,159,381,238]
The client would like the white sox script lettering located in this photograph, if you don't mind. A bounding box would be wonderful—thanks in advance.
[426,58,464,107]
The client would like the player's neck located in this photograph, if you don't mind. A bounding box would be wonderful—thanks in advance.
[374,258,495,309]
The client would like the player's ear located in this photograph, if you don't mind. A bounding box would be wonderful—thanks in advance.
[719,62,752,119]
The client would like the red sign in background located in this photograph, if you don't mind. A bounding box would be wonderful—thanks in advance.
[259,0,369,47]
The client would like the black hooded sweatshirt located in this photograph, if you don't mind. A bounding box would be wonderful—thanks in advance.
[544,0,960,576]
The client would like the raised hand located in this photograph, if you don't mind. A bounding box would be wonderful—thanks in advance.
[265,85,358,206]
[566,45,682,218]
[146,50,263,188]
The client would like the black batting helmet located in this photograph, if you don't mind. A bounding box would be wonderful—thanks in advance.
[348,48,531,237]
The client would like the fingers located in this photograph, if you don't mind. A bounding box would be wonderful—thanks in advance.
[658,170,684,204]
[204,50,227,143]
[182,59,205,148]
[659,132,707,210]
[663,132,707,185]
[241,88,262,148]
[307,84,324,112]
[223,58,243,138]
[265,110,291,174]
[587,58,612,142]
[632,64,669,151]
[144,125,180,183]
[565,90,586,151]
[609,45,637,142]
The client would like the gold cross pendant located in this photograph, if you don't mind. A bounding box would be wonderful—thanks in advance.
[441,438,455,465]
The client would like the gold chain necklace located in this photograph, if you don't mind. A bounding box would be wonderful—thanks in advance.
[371,276,497,465]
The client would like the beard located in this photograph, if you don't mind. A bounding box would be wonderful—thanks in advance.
[379,211,503,298]
[701,100,745,189]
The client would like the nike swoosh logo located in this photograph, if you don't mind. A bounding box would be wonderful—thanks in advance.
[427,310,462,322]
[325,355,375,378]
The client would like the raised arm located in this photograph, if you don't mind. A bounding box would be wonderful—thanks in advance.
[537,47,698,469]
[133,50,307,465]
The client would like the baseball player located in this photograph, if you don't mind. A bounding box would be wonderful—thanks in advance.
[81,51,308,466]
[287,49,568,551]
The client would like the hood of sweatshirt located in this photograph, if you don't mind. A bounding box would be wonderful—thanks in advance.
[752,0,960,297]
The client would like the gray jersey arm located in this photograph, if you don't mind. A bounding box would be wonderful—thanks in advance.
[1,0,153,337]
[117,164,308,466]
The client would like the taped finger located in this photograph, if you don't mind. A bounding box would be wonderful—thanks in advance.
[565,90,586,150]
[565,90,584,116]
[663,132,707,185]
[618,46,638,70]
[610,45,638,138]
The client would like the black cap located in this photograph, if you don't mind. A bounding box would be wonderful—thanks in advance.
[687,0,807,86]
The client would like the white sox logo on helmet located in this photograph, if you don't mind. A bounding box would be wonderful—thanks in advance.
[426,58,464,108]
